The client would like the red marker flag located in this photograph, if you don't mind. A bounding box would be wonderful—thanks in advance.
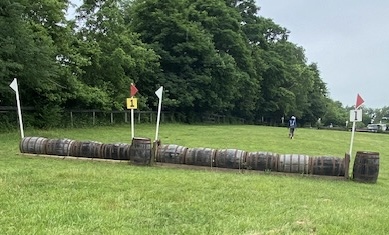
[130,83,138,97]
[355,93,364,109]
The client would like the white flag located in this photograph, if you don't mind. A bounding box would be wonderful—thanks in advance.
[9,77,25,138]
[154,86,163,141]
[155,86,163,99]
[9,78,18,92]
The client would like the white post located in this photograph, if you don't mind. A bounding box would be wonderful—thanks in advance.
[9,78,24,139]
[129,83,138,140]
[155,86,163,141]
[155,100,162,141]
[349,120,356,158]
[131,109,135,139]
[348,108,362,160]
[349,94,365,161]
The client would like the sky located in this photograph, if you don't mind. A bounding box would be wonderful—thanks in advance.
[256,0,389,108]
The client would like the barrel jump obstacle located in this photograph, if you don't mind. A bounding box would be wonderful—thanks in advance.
[19,137,379,183]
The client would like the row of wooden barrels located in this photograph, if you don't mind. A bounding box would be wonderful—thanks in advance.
[20,136,348,177]
[156,144,346,176]
[19,137,152,165]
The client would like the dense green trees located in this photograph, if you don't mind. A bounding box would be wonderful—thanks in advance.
[0,0,373,128]
[74,0,160,110]
[0,0,71,127]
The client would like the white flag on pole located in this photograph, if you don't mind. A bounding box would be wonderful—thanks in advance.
[9,78,25,139]
[155,86,163,141]
[155,86,163,99]
[10,78,18,92]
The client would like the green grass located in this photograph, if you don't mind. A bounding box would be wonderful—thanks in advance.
[1,124,389,235]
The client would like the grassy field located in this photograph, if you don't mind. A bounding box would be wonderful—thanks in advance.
[1,124,388,235]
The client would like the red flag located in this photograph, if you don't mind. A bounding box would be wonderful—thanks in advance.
[355,93,364,109]
[130,83,138,97]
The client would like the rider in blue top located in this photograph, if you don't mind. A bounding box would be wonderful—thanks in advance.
[288,116,297,139]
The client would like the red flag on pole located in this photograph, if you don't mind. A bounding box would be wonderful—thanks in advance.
[130,83,138,97]
[355,93,364,109]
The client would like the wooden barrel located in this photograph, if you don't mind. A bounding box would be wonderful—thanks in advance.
[214,149,247,169]
[115,143,131,160]
[69,141,81,157]
[157,144,187,164]
[245,152,278,171]
[185,147,216,167]
[102,143,131,160]
[19,137,48,154]
[129,137,152,165]
[278,154,309,174]
[46,138,74,156]
[100,144,110,159]
[353,151,379,183]
[309,156,345,176]
[86,141,104,158]
[69,141,103,158]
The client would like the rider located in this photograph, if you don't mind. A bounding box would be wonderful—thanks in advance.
[288,116,297,139]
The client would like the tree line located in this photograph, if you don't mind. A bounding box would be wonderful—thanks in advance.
[0,0,385,128]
